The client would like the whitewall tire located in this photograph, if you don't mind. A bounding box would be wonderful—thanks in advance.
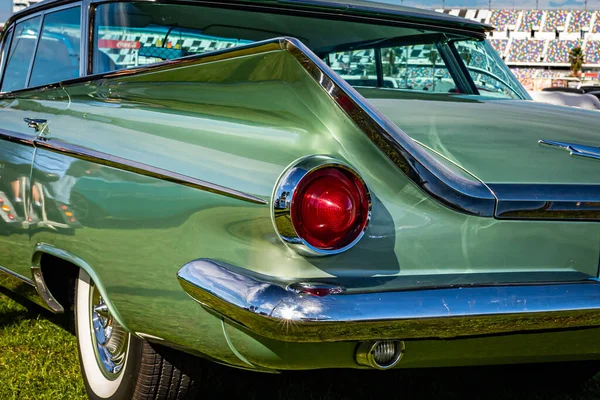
[75,269,197,400]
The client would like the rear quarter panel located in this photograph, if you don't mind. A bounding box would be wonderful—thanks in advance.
[26,44,600,355]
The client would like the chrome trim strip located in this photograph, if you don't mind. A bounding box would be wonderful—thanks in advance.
[0,265,35,286]
[0,127,265,205]
[178,259,600,343]
[0,129,36,146]
[32,136,266,205]
[540,139,600,161]
[490,183,600,220]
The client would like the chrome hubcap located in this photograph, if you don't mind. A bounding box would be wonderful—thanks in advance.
[90,284,129,378]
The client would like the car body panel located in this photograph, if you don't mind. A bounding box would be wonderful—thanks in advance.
[26,45,598,281]
[359,88,600,185]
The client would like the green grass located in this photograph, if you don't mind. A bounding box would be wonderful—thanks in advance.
[3,290,600,400]
[0,290,86,400]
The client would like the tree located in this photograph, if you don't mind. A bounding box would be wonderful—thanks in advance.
[426,50,440,90]
[568,46,584,77]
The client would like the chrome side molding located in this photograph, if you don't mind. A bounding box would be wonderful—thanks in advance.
[177,259,600,343]
[490,183,600,221]
[0,127,267,206]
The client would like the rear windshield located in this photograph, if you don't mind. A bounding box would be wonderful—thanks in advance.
[92,2,528,99]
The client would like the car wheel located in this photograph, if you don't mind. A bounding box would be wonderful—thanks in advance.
[75,269,197,399]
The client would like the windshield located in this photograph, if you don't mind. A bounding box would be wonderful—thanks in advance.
[92,2,528,100]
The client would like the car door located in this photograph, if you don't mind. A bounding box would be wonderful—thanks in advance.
[0,5,81,278]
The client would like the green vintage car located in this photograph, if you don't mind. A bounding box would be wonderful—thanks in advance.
[2,0,600,398]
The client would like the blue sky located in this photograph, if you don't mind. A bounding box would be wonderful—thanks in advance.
[0,0,9,23]
[0,0,598,23]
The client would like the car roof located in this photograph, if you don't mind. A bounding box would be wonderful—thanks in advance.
[8,0,492,33]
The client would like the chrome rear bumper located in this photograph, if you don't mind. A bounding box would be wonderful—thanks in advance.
[177,259,600,343]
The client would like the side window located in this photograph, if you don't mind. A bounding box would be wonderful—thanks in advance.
[93,3,253,74]
[1,16,40,92]
[381,45,456,93]
[29,7,81,88]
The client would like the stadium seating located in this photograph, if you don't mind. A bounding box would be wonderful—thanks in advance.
[489,39,509,56]
[568,10,593,32]
[488,10,517,31]
[519,10,544,31]
[543,10,568,31]
[546,40,581,63]
[507,39,544,63]
[585,40,600,63]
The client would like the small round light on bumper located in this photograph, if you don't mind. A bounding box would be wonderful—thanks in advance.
[356,340,405,370]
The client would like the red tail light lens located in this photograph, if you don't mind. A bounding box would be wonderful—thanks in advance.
[291,167,369,250]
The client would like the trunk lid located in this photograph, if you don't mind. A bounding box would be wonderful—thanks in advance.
[361,90,600,185]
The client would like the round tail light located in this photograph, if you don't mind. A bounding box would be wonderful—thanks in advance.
[272,156,371,256]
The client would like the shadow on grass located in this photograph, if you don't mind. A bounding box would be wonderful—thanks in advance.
[0,286,74,334]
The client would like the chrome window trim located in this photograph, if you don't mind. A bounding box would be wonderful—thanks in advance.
[177,258,600,343]
[80,0,89,77]
[0,26,14,90]
[0,12,43,93]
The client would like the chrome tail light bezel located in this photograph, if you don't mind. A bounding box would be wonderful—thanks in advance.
[271,155,372,257]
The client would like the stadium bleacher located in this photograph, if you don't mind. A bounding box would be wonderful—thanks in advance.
[508,39,544,63]
[568,10,593,33]
[519,10,544,31]
[488,10,517,31]
[546,39,582,63]
[543,10,568,31]
[585,40,600,63]
[489,38,509,55]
